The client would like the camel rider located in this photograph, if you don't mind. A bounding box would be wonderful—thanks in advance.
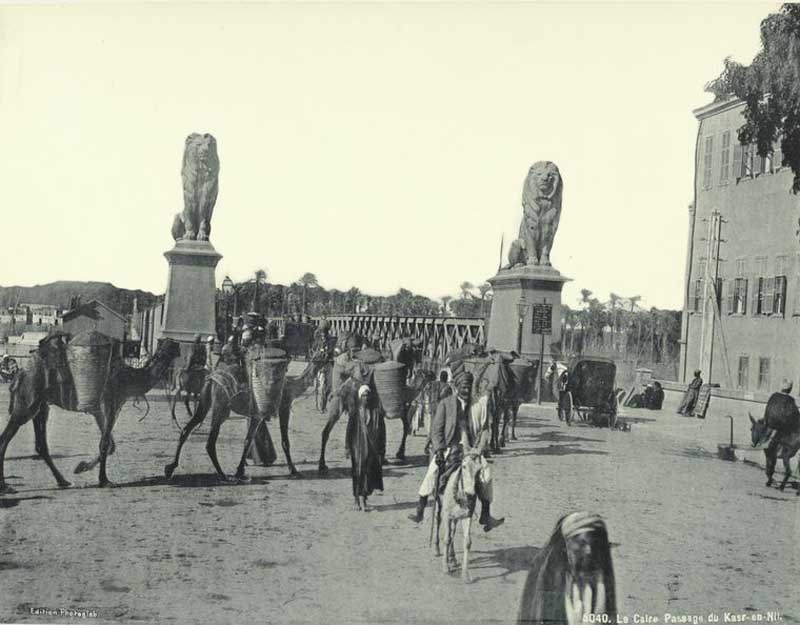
[231,316,245,349]
[205,336,215,370]
[410,371,504,532]
[187,334,207,372]
[220,336,241,367]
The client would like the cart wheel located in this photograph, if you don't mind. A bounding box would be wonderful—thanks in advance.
[8,359,18,375]
[564,392,574,426]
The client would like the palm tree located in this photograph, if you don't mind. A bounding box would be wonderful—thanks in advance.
[440,295,452,316]
[459,281,475,300]
[608,293,622,353]
[251,268,268,312]
[478,282,492,317]
[296,272,320,317]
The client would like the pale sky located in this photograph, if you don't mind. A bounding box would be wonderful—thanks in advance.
[0,1,779,310]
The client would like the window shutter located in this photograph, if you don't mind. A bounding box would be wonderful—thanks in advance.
[794,275,800,315]
[742,278,748,314]
[774,141,783,169]
[765,277,775,314]
[776,276,787,316]
[726,279,735,314]
[733,143,743,178]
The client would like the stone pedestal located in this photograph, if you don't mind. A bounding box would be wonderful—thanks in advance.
[486,265,570,363]
[157,240,222,355]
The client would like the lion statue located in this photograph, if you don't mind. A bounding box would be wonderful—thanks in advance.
[507,161,563,267]
[171,133,220,242]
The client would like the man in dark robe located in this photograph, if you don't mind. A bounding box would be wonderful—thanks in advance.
[677,370,703,416]
[762,379,800,462]
[346,384,385,511]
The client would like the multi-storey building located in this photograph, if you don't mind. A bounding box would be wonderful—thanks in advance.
[680,97,799,399]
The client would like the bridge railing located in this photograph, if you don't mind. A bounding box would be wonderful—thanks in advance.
[311,314,487,367]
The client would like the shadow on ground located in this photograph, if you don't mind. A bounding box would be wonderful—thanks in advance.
[469,544,541,583]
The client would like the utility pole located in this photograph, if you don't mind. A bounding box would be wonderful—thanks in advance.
[699,210,725,384]
[697,212,716,377]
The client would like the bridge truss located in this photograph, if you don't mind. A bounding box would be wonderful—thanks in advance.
[317,315,486,366]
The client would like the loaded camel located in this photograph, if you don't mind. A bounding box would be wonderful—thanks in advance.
[318,365,435,472]
[165,349,326,482]
[0,335,181,493]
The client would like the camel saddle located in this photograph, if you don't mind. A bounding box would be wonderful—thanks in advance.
[208,365,248,403]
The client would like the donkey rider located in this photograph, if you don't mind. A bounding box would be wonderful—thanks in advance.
[409,371,504,532]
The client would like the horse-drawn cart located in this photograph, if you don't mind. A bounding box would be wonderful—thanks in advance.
[561,356,618,428]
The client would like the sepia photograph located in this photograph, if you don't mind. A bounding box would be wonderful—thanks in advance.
[0,1,797,624]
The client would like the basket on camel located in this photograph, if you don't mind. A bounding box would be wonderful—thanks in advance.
[66,331,117,412]
[509,358,536,403]
[373,360,407,419]
[244,345,290,419]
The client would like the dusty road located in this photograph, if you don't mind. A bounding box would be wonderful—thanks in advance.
[0,368,797,624]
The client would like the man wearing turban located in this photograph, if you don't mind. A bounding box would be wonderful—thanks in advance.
[409,371,504,531]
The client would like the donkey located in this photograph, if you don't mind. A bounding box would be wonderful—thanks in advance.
[750,412,800,494]
[434,448,484,583]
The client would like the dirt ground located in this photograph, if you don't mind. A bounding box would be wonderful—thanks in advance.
[0,365,798,625]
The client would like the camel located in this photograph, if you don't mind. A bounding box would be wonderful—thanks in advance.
[0,336,180,493]
[318,366,434,472]
[170,365,207,424]
[434,448,484,583]
[164,352,325,482]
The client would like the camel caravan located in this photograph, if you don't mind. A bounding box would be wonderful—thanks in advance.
[0,315,536,495]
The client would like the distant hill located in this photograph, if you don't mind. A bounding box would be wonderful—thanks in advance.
[0,281,159,316]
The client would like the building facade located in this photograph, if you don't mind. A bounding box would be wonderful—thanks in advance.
[62,300,127,342]
[680,97,800,398]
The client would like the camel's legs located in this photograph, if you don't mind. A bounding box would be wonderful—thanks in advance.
[511,404,519,441]
[74,411,115,474]
[461,517,472,583]
[33,404,71,488]
[434,493,443,557]
[165,390,210,479]
[0,411,26,494]
[97,404,120,488]
[278,395,300,477]
[395,407,408,462]
[318,398,343,472]
[233,413,261,481]
[207,405,233,480]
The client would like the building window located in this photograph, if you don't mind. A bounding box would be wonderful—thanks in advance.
[697,256,707,279]
[734,278,748,314]
[692,279,703,312]
[743,144,754,177]
[774,139,783,170]
[703,136,714,189]
[773,275,787,316]
[720,131,731,183]
[738,356,750,390]
[753,257,767,316]
[758,357,771,391]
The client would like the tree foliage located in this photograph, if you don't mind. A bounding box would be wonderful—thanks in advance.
[706,4,800,192]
